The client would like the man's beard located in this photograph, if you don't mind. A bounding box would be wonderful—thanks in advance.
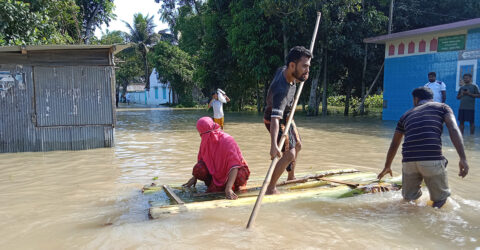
[293,69,307,82]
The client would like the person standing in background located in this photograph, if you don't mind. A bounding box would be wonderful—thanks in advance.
[457,73,480,135]
[208,89,230,129]
[424,72,446,103]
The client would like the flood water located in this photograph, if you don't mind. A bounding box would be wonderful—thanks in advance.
[1,105,479,249]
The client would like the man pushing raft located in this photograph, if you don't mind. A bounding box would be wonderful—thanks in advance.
[263,46,312,195]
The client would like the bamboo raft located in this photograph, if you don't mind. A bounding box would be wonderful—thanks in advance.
[143,169,402,219]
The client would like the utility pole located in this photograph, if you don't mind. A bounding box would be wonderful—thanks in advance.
[388,0,394,34]
[359,0,394,115]
[361,0,367,99]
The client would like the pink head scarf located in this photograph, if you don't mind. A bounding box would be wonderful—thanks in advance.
[196,117,248,187]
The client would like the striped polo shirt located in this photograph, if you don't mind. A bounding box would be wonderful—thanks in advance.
[396,100,453,162]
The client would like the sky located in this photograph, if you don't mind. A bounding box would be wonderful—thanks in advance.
[95,0,169,38]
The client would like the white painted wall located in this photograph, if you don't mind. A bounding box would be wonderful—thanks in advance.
[126,69,172,105]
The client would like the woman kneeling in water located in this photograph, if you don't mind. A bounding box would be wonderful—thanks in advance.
[183,117,250,199]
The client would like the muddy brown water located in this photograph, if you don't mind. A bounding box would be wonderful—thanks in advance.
[1,105,479,249]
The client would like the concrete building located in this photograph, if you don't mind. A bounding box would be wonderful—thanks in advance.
[365,18,480,122]
[126,69,172,105]
[0,45,127,153]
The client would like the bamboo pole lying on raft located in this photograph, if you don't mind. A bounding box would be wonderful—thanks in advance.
[163,185,185,205]
[142,169,382,197]
[141,168,360,195]
[319,178,359,188]
[277,169,360,186]
[191,168,360,197]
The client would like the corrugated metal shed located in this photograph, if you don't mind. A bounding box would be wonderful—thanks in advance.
[0,45,129,153]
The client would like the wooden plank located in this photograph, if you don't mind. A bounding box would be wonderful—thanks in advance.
[163,185,185,205]
[1,49,111,65]
[0,53,29,64]
[29,49,110,66]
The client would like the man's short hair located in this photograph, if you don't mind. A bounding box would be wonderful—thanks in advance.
[412,87,434,101]
[428,72,436,77]
[286,46,312,67]
[463,73,472,78]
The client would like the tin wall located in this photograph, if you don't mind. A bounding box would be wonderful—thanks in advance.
[0,64,115,153]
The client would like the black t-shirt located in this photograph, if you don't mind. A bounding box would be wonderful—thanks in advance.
[264,66,297,122]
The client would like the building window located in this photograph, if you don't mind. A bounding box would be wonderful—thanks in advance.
[430,38,438,51]
[398,43,405,55]
[388,44,395,56]
[408,41,415,54]
[154,87,159,99]
[162,86,167,99]
[419,40,426,52]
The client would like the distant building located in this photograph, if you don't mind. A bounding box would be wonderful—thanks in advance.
[365,18,480,122]
[0,45,127,153]
[126,69,172,105]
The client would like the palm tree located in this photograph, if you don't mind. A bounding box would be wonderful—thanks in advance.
[158,28,177,44]
[124,13,158,90]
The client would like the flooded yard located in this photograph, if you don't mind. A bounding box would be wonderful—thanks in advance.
[1,105,479,249]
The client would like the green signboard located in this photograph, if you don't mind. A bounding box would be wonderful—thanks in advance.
[438,35,466,52]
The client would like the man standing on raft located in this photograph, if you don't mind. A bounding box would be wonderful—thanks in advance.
[264,46,312,195]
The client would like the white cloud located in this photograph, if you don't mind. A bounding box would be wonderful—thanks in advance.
[95,0,169,38]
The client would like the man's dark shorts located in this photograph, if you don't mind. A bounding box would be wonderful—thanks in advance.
[264,119,301,171]
[458,109,474,123]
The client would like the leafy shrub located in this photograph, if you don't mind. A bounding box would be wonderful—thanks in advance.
[327,94,383,109]
[364,94,383,108]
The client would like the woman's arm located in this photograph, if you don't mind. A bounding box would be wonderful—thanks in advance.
[225,168,239,199]
[182,176,197,188]
[207,99,214,109]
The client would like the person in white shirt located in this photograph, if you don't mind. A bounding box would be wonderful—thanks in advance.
[208,90,230,129]
[424,72,446,103]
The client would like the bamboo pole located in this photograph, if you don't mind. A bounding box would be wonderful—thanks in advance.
[358,62,385,113]
[319,178,359,188]
[246,12,322,229]
[163,185,185,205]
[192,168,359,198]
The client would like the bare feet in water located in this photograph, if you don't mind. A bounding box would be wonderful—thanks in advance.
[266,188,280,195]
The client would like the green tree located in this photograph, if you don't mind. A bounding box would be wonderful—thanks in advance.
[98,29,127,44]
[0,0,80,45]
[228,0,283,111]
[124,13,159,90]
[150,41,195,105]
[175,5,203,55]
[97,29,143,102]
[115,48,144,102]
[154,0,203,32]
[153,0,479,114]
[387,0,480,32]
[76,0,115,44]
